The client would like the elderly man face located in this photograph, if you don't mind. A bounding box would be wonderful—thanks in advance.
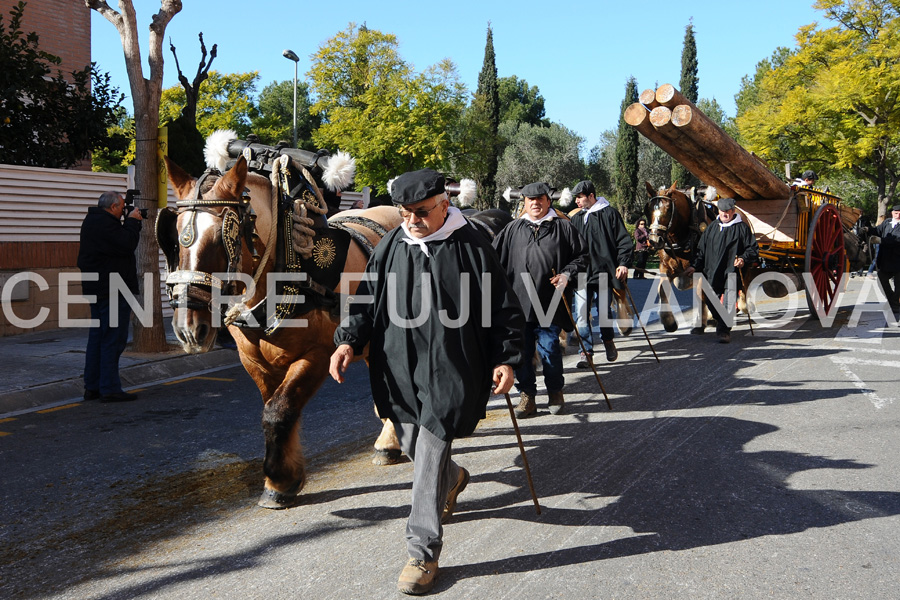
[892,208,900,222]
[399,193,450,238]
[719,208,737,224]
[523,194,552,220]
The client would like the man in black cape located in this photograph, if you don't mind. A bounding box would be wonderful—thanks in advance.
[684,197,759,343]
[493,181,587,417]
[874,204,900,316]
[568,180,632,365]
[329,168,524,595]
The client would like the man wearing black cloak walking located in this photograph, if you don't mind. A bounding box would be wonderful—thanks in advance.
[873,204,900,316]
[329,168,524,595]
[569,180,632,366]
[493,181,587,417]
[684,197,759,343]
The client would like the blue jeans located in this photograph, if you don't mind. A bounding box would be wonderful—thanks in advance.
[572,287,614,356]
[84,295,131,394]
[515,323,564,395]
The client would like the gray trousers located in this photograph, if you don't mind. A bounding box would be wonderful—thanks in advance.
[395,422,461,562]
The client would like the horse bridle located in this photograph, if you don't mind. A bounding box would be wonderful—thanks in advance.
[159,169,254,311]
[647,195,680,245]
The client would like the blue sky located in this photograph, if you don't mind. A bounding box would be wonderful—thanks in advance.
[91,0,824,152]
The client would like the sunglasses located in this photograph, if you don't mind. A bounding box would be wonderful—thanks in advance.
[398,200,443,219]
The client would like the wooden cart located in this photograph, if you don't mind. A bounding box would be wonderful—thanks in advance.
[626,83,861,318]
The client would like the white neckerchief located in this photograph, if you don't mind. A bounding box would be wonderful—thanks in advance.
[891,219,900,228]
[718,213,744,229]
[520,209,556,224]
[583,196,610,223]
[400,206,468,257]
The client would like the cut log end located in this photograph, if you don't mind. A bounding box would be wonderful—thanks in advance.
[639,88,659,109]
[655,83,677,106]
[624,103,650,126]
[649,106,672,128]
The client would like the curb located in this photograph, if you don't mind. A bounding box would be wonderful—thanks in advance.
[0,348,242,416]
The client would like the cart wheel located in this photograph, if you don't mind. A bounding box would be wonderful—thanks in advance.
[804,203,846,317]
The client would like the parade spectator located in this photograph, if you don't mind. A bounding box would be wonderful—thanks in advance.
[329,168,524,595]
[684,197,759,344]
[568,180,632,367]
[793,170,818,187]
[76,191,142,402]
[493,181,587,417]
[874,204,900,316]
[633,218,650,279]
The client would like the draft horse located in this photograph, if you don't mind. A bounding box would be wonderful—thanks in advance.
[158,137,404,509]
[643,181,732,332]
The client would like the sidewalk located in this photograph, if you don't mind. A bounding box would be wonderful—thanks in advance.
[0,324,241,417]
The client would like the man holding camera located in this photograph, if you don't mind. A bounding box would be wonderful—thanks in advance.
[77,190,143,402]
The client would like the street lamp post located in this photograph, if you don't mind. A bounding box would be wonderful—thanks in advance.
[282,49,300,148]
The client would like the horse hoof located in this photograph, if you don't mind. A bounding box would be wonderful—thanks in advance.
[372,448,402,466]
[663,321,678,333]
[257,486,302,510]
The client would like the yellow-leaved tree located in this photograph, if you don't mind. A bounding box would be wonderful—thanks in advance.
[737,0,900,221]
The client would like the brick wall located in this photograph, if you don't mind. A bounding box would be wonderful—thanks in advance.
[0,0,91,81]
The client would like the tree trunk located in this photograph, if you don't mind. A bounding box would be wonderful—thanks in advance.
[89,0,182,353]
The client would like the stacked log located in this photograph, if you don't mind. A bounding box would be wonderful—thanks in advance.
[625,83,791,201]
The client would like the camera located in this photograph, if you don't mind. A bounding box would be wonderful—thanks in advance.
[124,189,148,219]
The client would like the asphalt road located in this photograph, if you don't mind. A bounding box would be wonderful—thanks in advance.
[1,278,898,599]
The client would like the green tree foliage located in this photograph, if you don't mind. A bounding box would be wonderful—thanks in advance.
[673,20,700,188]
[159,70,260,139]
[0,1,123,168]
[615,77,640,215]
[309,24,467,193]
[588,128,673,221]
[473,25,501,205]
[496,121,584,197]
[737,0,900,219]
[498,76,550,127]
[91,107,133,173]
[251,79,320,149]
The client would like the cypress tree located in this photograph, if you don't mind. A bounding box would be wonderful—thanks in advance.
[615,77,639,217]
[476,24,500,207]
[672,20,699,188]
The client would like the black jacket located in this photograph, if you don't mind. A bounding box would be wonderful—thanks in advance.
[334,222,525,441]
[875,219,900,273]
[76,207,141,297]
[492,215,588,329]
[571,204,633,290]
[692,217,759,293]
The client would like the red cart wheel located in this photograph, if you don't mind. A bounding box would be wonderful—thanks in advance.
[805,203,846,317]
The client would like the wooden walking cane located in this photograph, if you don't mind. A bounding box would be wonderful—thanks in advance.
[504,393,542,515]
[623,282,660,363]
[553,271,614,410]
[737,267,754,335]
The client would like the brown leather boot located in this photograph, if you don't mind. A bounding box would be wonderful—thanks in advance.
[514,392,536,418]
[398,558,439,595]
[548,390,565,415]
[441,466,470,524]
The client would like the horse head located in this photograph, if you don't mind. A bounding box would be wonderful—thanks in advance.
[159,155,272,353]
[644,181,692,252]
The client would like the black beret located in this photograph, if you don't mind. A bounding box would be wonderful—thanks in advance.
[801,170,817,181]
[892,204,900,212]
[390,168,445,205]
[571,180,596,197]
[521,182,551,198]
[718,197,736,211]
